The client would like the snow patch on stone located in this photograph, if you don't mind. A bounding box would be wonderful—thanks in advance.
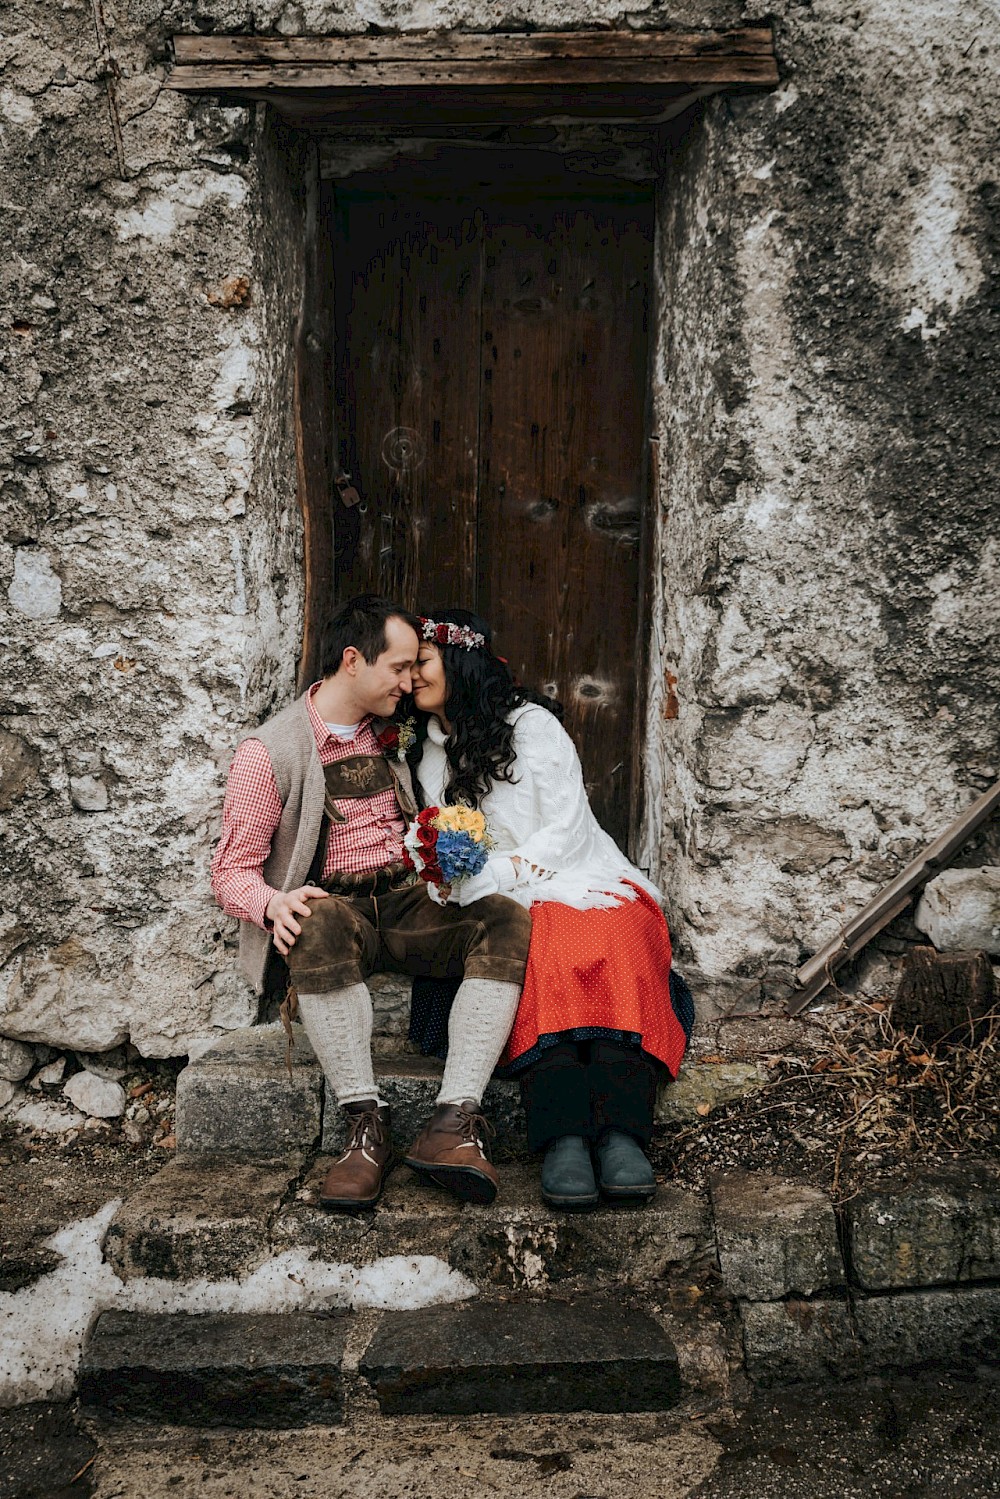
[0,1202,477,1406]
[0,1202,121,1404]
[348,1255,476,1310]
[119,1249,476,1317]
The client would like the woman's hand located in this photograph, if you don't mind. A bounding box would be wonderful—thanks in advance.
[456,858,518,906]
[265,885,328,955]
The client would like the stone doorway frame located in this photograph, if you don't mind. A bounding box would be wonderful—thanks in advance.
[168,28,777,859]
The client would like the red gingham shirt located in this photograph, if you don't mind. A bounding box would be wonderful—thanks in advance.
[211,685,406,929]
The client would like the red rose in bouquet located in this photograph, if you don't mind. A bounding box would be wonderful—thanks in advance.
[403,805,493,902]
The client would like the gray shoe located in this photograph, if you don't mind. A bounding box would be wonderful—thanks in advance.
[595,1130,657,1202]
[541,1135,599,1210]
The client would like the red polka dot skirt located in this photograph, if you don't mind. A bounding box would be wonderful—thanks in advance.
[500,885,689,1078]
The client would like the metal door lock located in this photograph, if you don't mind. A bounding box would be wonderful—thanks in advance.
[335,472,362,508]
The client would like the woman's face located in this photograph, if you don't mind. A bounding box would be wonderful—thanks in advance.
[411,641,449,718]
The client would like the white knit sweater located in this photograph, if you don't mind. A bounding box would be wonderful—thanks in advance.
[416,705,662,911]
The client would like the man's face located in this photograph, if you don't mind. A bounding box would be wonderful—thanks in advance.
[349,616,419,717]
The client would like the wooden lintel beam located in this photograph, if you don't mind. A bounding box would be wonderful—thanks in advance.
[168,57,777,93]
[172,28,776,65]
[167,27,778,97]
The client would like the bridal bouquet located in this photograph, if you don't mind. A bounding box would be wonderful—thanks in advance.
[403,805,493,900]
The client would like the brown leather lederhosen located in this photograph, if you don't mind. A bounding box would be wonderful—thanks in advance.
[282,754,530,1024]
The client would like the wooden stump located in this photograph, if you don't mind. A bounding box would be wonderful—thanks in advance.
[893,946,996,1044]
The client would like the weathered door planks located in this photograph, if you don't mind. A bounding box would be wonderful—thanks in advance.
[331,184,652,844]
[477,201,652,846]
[333,194,483,609]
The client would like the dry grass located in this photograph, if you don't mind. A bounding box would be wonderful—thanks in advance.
[654,1000,1000,1204]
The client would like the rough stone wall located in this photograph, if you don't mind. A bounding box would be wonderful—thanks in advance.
[2,0,998,1054]
[1,17,304,1053]
[646,0,1000,1013]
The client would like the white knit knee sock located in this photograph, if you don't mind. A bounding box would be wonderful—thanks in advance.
[296,984,384,1108]
[437,979,521,1107]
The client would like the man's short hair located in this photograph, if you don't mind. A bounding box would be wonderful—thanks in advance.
[321,594,421,676]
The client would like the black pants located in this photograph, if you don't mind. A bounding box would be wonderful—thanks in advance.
[518,1039,661,1153]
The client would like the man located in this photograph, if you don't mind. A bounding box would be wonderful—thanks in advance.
[211,594,531,1211]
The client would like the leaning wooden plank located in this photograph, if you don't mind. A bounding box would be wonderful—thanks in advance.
[167,57,779,91]
[171,29,775,65]
[786,894,914,1015]
[787,778,1000,1016]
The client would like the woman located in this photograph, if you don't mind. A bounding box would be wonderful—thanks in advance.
[405,608,692,1210]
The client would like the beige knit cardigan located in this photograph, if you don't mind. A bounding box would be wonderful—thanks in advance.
[236,694,417,992]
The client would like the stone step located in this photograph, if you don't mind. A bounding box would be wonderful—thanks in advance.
[360,1294,682,1415]
[105,1153,713,1293]
[80,1295,681,1425]
[175,1024,322,1160]
[79,1311,348,1427]
[368,972,414,1039]
[175,1024,526,1161]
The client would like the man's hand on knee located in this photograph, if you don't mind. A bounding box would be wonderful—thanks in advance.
[266,886,328,955]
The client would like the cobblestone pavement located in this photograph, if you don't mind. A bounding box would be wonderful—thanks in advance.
[5,1371,1000,1499]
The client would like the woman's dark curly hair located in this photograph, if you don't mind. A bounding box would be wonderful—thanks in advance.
[405,606,561,810]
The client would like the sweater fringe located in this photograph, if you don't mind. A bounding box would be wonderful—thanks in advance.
[504,869,660,912]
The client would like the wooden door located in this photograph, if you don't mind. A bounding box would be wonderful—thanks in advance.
[330,181,652,849]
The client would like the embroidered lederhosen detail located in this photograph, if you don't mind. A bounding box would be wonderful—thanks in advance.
[321,754,397,822]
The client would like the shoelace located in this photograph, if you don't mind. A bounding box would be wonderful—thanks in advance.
[337,1109,385,1167]
[453,1108,495,1158]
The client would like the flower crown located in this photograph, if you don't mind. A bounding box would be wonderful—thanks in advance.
[420,617,486,650]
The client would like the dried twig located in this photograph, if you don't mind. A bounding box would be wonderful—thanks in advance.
[656,1000,1000,1204]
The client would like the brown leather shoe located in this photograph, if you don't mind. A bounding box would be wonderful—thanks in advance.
[319,1101,391,1210]
[404,1101,499,1204]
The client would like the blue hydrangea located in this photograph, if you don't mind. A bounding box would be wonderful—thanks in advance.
[435,829,490,883]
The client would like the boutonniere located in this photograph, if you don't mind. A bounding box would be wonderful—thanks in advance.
[377,717,416,762]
